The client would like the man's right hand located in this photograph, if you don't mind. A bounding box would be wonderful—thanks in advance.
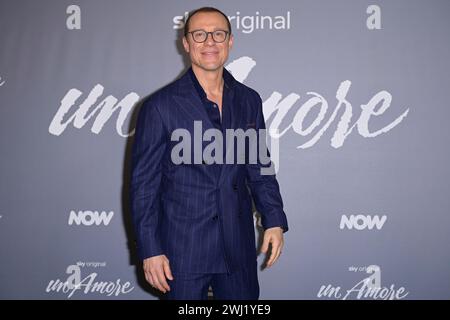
[143,254,173,293]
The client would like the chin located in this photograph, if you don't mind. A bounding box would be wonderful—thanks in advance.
[198,63,223,71]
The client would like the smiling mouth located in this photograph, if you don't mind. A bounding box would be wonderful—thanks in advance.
[201,52,219,56]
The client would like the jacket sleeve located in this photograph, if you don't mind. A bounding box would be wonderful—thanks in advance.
[130,98,167,260]
[245,93,289,233]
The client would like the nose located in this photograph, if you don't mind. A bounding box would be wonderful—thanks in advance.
[205,33,215,46]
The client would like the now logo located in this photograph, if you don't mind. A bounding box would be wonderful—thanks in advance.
[68,210,114,226]
[339,214,387,230]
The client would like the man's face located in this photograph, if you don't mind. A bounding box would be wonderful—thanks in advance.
[182,12,233,72]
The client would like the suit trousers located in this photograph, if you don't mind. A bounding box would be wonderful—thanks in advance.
[164,261,260,300]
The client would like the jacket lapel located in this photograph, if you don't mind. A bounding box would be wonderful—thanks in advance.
[173,69,216,132]
[173,68,243,187]
[217,69,241,187]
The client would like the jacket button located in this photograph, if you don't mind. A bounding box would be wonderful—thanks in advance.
[212,214,219,220]
[233,183,238,190]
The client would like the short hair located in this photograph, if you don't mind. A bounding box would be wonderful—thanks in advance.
[184,7,232,37]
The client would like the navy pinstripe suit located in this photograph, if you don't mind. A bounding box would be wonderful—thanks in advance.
[130,67,288,299]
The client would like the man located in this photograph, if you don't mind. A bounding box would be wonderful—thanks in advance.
[130,7,288,300]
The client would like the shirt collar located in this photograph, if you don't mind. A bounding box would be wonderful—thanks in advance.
[188,66,234,101]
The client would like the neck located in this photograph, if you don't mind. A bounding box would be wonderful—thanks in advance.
[191,64,224,95]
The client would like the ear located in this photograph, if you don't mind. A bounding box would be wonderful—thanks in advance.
[228,33,234,50]
[182,36,190,53]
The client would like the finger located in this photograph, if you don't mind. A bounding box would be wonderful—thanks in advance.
[271,246,282,266]
[145,271,155,287]
[163,260,174,281]
[156,267,170,292]
[260,236,270,254]
[150,269,165,293]
[267,248,279,267]
[268,239,284,267]
[274,243,284,262]
[266,242,280,267]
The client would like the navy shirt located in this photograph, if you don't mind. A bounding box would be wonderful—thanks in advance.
[188,66,234,131]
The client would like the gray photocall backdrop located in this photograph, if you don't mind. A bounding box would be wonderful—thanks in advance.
[0,0,449,300]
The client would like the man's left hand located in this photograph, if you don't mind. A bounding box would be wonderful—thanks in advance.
[260,226,284,268]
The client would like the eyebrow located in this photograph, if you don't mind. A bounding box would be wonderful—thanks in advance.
[189,28,229,32]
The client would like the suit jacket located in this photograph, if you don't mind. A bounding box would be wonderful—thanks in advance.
[130,67,288,274]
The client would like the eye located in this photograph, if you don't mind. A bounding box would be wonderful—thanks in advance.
[213,30,227,41]
[193,31,205,38]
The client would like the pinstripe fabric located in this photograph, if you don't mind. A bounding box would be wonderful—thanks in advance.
[164,260,259,300]
[210,260,259,300]
[130,67,288,276]
[164,273,211,300]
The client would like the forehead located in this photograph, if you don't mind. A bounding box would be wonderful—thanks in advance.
[188,12,229,31]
